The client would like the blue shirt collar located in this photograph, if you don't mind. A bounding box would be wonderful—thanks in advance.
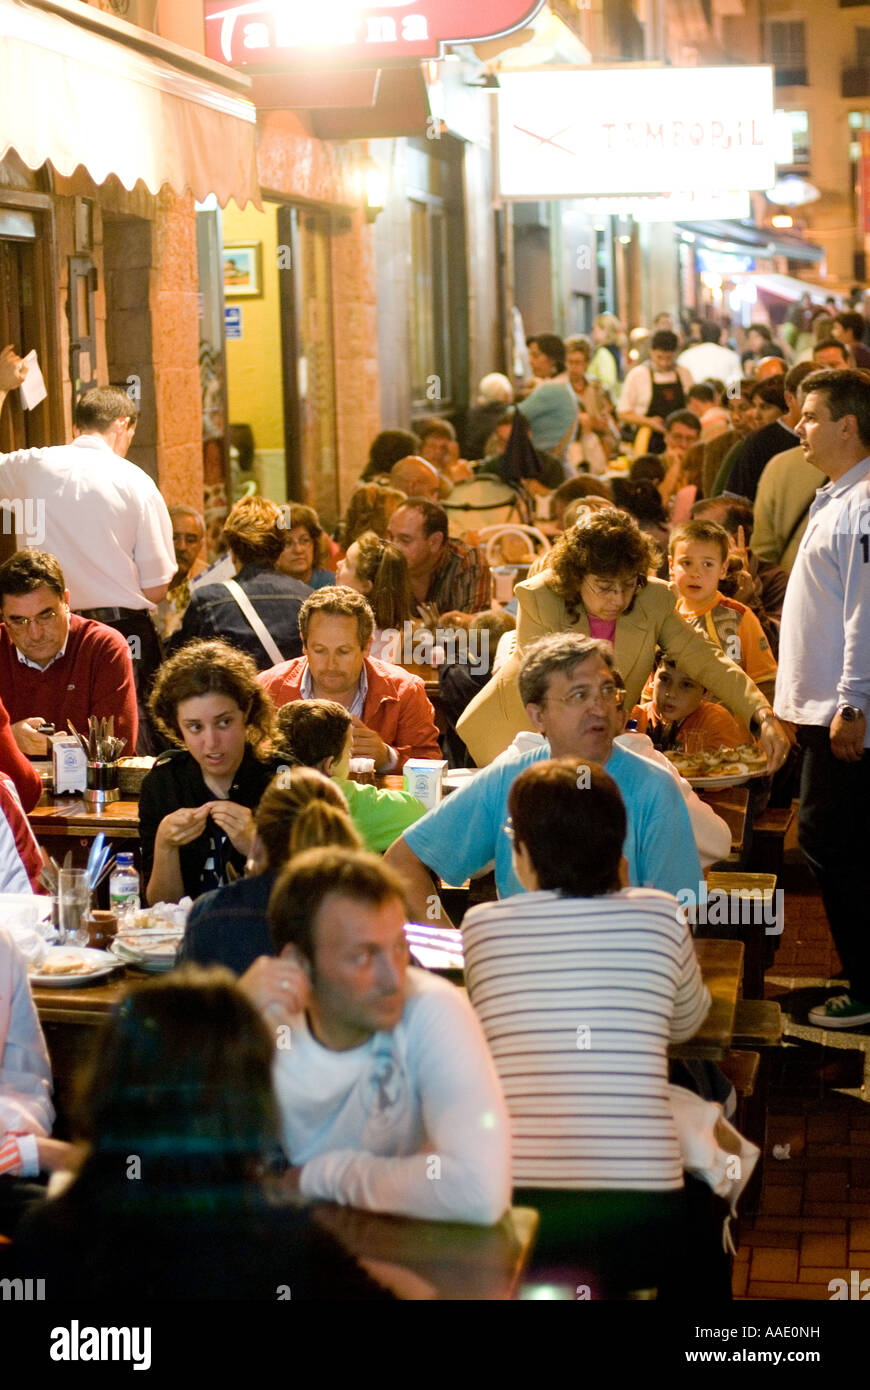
[299,659,367,718]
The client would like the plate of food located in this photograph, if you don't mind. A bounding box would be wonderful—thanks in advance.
[29,947,120,987]
[664,743,770,788]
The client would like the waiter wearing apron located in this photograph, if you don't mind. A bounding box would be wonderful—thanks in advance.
[618,329,693,455]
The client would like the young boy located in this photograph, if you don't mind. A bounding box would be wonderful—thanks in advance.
[276,700,426,852]
[668,519,778,705]
[633,656,752,752]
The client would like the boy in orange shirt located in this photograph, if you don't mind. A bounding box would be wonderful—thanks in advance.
[668,519,778,705]
[633,656,752,752]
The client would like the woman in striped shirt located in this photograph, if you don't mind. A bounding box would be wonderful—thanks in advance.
[462,758,711,1296]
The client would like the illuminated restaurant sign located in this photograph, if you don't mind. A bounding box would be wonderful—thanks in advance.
[497,67,777,197]
[204,0,547,66]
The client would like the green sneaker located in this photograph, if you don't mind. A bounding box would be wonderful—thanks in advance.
[808,995,870,1029]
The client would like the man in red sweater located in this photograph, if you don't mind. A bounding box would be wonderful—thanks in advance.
[0,551,137,756]
[259,587,440,773]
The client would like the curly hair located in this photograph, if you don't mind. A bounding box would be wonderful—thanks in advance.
[548,510,659,621]
[148,639,275,754]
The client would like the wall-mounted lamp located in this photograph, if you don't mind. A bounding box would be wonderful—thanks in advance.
[359,156,387,224]
[770,212,794,229]
[617,234,632,245]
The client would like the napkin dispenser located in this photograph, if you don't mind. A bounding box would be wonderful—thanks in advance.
[51,733,87,795]
[403,758,448,810]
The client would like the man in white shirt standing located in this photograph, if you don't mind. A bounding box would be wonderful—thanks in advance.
[0,351,176,750]
[678,322,742,388]
[775,370,870,1029]
[240,847,511,1224]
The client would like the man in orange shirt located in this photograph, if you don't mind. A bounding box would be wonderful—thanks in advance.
[258,588,441,774]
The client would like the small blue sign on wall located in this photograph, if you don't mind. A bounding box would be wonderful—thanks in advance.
[224,306,242,340]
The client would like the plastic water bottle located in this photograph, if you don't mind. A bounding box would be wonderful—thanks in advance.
[109,853,140,925]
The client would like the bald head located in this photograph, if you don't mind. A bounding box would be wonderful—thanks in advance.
[389,456,441,501]
[754,356,786,382]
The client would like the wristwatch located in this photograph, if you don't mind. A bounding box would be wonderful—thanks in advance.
[838,705,863,723]
[752,708,776,736]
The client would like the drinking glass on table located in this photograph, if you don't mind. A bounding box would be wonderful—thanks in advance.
[58,868,91,946]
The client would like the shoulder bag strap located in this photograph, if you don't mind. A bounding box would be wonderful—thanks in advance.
[222,579,284,666]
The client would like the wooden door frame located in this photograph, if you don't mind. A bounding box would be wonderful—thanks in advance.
[0,189,62,446]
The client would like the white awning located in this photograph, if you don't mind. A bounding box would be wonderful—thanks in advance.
[0,0,261,207]
[727,272,834,304]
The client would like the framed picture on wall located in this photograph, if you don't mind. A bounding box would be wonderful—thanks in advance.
[222,243,262,298]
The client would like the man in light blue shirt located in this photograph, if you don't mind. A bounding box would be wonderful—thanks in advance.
[775,370,870,1030]
[385,634,702,923]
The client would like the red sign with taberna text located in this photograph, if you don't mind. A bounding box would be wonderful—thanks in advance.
[204,0,547,68]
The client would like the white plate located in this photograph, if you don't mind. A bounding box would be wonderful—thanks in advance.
[29,947,119,987]
[687,767,769,789]
[110,939,178,973]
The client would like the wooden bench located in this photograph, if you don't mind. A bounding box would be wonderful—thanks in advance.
[730,1000,782,1215]
[748,804,795,878]
[696,873,779,999]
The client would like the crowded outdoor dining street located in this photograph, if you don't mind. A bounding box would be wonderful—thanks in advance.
[0,0,868,1367]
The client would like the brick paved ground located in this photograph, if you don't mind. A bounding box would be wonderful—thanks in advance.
[733,817,870,1301]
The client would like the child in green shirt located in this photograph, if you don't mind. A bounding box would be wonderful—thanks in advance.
[276,700,426,852]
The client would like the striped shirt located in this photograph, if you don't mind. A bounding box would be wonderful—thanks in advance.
[462,888,710,1191]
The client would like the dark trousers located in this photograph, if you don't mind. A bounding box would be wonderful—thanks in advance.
[797,725,870,1000]
[514,1178,731,1300]
[0,1175,47,1239]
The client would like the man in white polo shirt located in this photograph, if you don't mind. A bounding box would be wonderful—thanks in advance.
[0,351,175,749]
[775,369,870,1029]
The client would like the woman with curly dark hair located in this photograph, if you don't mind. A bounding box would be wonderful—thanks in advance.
[141,640,282,904]
[457,509,791,769]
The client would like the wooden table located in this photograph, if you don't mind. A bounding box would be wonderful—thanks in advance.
[28,792,142,879]
[32,937,746,1137]
[28,792,140,840]
[312,1203,538,1300]
[668,938,744,1061]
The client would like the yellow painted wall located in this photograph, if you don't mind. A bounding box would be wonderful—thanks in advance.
[221,201,285,460]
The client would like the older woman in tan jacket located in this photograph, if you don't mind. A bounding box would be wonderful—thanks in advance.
[457,510,792,768]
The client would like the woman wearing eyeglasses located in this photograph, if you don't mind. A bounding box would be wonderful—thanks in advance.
[458,508,792,769]
[275,504,336,591]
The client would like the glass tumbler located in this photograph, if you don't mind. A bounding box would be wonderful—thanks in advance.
[58,868,91,946]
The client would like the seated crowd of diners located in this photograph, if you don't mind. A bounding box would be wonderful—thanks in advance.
[0,391,822,1301]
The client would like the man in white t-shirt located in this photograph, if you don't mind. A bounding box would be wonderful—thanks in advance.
[239,847,511,1225]
[0,354,176,749]
[678,322,742,387]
